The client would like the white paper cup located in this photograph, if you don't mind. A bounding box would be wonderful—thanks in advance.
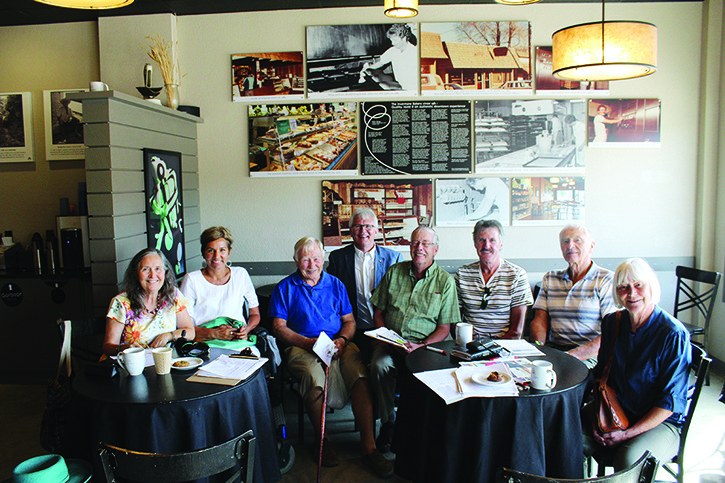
[90,81,109,91]
[152,347,173,375]
[118,347,145,376]
[456,322,473,346]
[531,360,557,390]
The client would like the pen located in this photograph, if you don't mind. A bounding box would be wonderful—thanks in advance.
[452,370,463,393]
[425,345,447,355]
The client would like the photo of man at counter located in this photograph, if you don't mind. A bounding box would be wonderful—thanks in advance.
[475,99,586,172]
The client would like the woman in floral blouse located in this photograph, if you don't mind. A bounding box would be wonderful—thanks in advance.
[103,248,195,356]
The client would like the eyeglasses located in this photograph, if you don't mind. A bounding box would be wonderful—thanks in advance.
[351,224,376,231]
[410,241,436,248]
[480,287,491,310]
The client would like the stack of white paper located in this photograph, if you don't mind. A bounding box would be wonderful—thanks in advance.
[196,354,268,381]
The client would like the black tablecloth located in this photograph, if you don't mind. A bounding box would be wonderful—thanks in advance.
[71,351,281,483]
[394,343,589,483]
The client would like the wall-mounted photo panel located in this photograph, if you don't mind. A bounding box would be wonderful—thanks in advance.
[511,176,584,225]
[322,178,433,249]
[534,47,609,94]
[475,99,586,174]
[436,177,511,227]
[588,99,661,147]
[43,89,86,161]
[306,23,418,98]
[143,148,186,279]
[361,100,471,175]
[231,52,304,101]
[248,102,358,177]
[421,22,532,96]
[0,92,34,163]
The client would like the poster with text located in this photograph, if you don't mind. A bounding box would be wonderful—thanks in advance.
[588,99,661,147]
[0,92,34,163]
[43,89,85,161]
[306,23,418,98]
[535,47,609,94]
[421,22,532,96]
[322,178,433,249]
[436,177,511,227]
[232,52,304,102]
[511,176,584,226]
[248,102,358,177]
[361,100,471,175]
[475,99,586,174]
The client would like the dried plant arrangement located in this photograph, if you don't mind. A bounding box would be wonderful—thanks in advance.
[143,34,179,86]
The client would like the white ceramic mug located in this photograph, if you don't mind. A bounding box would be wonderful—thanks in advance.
[456,322,473,346]
[531,360,557,390]
[118,347,145,376]
[152,347,172,375]
[89,81,109,92]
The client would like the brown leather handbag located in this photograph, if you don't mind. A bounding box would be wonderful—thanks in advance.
[596,311,630,433]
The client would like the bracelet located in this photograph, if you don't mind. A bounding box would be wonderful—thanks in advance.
[534,340,543,346]
[339,335,349,346]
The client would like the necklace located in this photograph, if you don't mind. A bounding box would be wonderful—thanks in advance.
[144,294,162,316]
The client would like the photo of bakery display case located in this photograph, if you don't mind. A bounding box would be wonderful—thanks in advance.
[248,102,358,177]
[435,177,510,227]
[322,178,433,248]
[475,99,586,174]
[510,176,584,225]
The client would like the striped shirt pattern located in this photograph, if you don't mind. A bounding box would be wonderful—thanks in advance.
[455,259,533,338]
[532,262,617,347]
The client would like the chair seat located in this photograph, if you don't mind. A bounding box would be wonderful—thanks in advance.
[679,321,705,335]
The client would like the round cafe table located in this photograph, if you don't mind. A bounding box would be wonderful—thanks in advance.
[70,348,281,483]
[393,342,590,483]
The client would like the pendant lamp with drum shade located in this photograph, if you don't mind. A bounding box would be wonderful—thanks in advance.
[33,0,133,9]
[494,0,542,6]
[384,0,418,18]
[552,0,657,81]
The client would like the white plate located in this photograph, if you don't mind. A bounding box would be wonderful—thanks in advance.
[471,371,512,386]
[171,357,203,371]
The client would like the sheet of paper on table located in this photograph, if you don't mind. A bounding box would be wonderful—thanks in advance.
[414,362,518,405]
[187,355,268,385]
[364,327,407,348]
[495,339,545,357]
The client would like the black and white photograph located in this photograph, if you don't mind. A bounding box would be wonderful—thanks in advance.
[589,99,661,146]
[475,99,586,174]
[306,23,418,97]
[421,22,532,96]
[231,52,304,102]
[0,91,34,163]
[435,177,510,227]
[535,46,609,93]
[248,102,358,177]
[511,176,585,225]
[43,89,85,161]
[322,178,433,248]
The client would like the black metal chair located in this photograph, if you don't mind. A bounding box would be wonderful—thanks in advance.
[673,265,721,356]
[498,451,658,483]
[593,344,711,483]
[98,430,256,483]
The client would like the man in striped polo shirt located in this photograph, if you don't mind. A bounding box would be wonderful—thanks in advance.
[455,219,533,340]
[530,225,617,367]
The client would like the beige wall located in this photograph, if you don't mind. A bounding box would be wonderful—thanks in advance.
[0,22,99,247]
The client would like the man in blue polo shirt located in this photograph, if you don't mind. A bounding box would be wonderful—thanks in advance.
[269,236,392,477]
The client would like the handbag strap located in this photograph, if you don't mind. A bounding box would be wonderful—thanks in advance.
[599,311,622,387]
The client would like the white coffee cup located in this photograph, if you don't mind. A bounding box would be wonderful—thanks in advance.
[90,81,109,92]
[456,322,473,346]
[152,347,172,375]
[118,347,145,376]
[531,360,557,390]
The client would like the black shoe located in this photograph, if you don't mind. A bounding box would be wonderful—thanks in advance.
[376,422,395,454]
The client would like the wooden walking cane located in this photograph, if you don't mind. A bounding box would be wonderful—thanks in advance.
[317,363,330,483]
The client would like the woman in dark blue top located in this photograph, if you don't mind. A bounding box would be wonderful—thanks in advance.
[585,258,691,470]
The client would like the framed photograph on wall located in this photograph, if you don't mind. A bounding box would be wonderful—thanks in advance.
[306,23,418,98]
[0,92,34,163]
[43,89,86,161]
[231,52,304,102]
[534,47,609,94]
[510,176,585,225]
[435,177,510,227]
[588,99,661,147]
[143,148,186,278]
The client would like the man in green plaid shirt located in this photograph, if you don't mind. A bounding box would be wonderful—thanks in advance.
[369,226,460,452]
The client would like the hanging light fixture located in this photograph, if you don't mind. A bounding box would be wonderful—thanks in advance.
[494,0,542,6]
[34,0,133,9]
[552,0,656,81]
[384,0,418,18]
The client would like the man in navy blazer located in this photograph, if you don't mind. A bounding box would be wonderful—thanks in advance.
[328,207,403,362]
